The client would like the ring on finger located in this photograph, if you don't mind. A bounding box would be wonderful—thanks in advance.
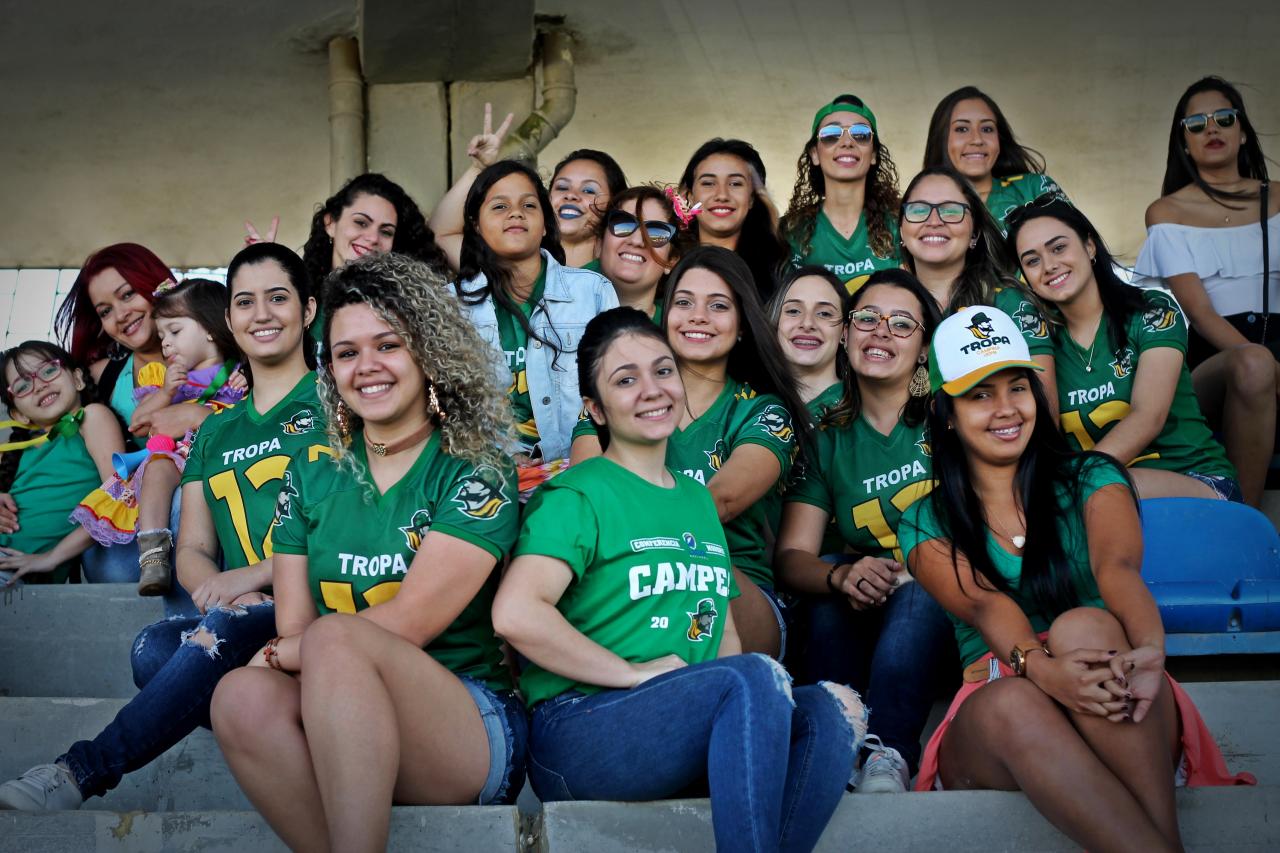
[855,577,872,596]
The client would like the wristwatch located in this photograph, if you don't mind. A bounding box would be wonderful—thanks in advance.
[1009,642,1050,677]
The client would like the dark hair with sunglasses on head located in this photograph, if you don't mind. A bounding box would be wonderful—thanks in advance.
[679,138,790,300]
[1160,76,1268,204]
[898,166,1023,315]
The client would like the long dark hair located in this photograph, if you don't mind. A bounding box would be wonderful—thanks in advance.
[1005,197,1144,355]
[0,340,97,491]
[922,86,1048,179]
[457,161,566,354]
[301,173,450,296]
[679,138,789,300]
[766,265,851,424]
[825,269,941,429]
[899,166,1024,314]
[662,246,813,456]
[924,370,1134,617]
[782,95,901,263]
[577,307,672,450]
[225,242,318,377]
[152,279,241,366]
[1160,76,1270,207]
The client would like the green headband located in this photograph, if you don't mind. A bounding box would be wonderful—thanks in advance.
[810,100,878,137]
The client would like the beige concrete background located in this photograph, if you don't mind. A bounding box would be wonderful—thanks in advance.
[2,0,1277,269]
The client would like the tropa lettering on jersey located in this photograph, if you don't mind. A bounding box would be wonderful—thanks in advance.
[1067,382,1117,407]
[221,437,282,466]
[863,459,929,494]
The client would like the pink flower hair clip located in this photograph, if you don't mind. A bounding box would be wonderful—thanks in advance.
[664,186,703,230]
[154,278,179,296]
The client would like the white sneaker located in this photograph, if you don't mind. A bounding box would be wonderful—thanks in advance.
[853,736,909,794]
[0,764,84,810]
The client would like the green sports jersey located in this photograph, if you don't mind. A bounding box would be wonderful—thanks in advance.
[900,455,1126,666]
[788,210,902,293]
[271,430,518,691]
[1052,289,1234,478]
[181,373,326,568]
[803,382,847,555]
[991,285,1053,357]
[516,457,737,707]
[572,380,796,587]
[495,260,547,454]
[985,173,1066,233]
[788,414,933,562]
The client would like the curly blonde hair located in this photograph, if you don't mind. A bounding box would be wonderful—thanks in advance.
[316,253,512,480]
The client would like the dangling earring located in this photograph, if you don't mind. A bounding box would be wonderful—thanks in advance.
[969,237,978,250]
[908,362,930,398]
[335,399,351,439]
[428,382,447,422]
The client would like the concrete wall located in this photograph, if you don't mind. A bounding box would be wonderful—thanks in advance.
[3,0,1278,268]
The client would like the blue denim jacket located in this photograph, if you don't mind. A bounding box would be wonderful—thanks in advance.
[458,250,619,460]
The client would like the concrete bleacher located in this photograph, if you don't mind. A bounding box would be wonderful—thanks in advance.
[2,584,1276,852]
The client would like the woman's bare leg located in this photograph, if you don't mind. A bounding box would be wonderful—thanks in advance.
[1192,345,1276,507]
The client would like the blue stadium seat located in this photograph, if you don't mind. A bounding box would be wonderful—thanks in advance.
[1140,497,1280,655]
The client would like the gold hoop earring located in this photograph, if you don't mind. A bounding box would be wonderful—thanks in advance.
[908,363,931,398]
[335,400,351,439]
[428,383,446,422]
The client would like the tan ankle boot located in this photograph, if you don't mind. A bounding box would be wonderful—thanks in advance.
[136,528,173,596]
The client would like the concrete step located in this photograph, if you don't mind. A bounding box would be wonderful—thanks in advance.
[1,584,163,698]
[0,805,524,853]
[536,786,1279,853]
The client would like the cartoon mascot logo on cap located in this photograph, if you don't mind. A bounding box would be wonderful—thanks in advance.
[1142,303,1177,332]
[281,410,316,435]
[399,509,433,551]
[966,311,997,340]
[1111,348,1135,379]
[452,465,510,520]
[756,406,794,443]
[271,471,298,528]
[687,598,719,642]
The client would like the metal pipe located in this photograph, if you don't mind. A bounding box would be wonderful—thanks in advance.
[328,36,366,190]
[497,29,577,164]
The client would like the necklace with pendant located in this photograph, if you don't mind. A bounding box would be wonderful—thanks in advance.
[989,515,1026,550]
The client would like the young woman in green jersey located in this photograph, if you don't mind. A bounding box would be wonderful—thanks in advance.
[775,269,955,793]
[781,94,903,293]
[430,103,627,271]
[0,341,124,585]
[922,86,1067,231]
[0,242,326,814]
[898,166,1058,412]
[571,246,812,658]
[494,307,864,853]
[598,186,692,323]
[1138,76,1279,507]
[1008,197,1240,501]
[900,305,1251,853]
[679,138,789,298]
[211,254,525,853]
[767,265,849,419]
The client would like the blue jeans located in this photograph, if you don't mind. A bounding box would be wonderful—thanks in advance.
[790,580,956,775]
[459,678,529,806]
[528,654,859,853]
[58,601,276,800]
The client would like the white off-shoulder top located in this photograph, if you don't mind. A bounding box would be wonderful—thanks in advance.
[1134,212,1280,317]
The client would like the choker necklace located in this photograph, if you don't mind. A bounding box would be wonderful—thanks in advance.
[365,421,433,457]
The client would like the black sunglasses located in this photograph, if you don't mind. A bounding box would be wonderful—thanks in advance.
[605,210,678,248]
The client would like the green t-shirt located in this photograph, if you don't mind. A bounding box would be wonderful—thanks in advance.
[181,373,326,568]
[788,414,933,562]
[788,210,902,293]
[581,257,603,273]
[985,173,1066,233]
[900,455,1127,666]
[1,413,100,584]
[804,382,849,555]
[1052,289,1234,478]
[572,381,796,587]
[271,431,518,691]
[495,260,548,454]
[515,457,737,707]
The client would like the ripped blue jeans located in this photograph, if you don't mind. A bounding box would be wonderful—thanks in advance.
[527,654,864,853]
[59,601,276,800]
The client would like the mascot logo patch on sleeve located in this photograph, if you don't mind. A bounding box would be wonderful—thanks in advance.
[1142,301,1177,332]
[686,598,718,642]
[280,410,316,435]
[1110,348,1135,379]
[399,508,433,551]
[271,471,298,528]
[966,311,996,340]
[452,465,510,520]
[915,436,932,458]
[756,406,794,443]
[1014,301,1048,339]
[704,439,730,471]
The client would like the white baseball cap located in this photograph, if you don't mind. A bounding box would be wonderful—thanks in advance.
[929,305,1044,396]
